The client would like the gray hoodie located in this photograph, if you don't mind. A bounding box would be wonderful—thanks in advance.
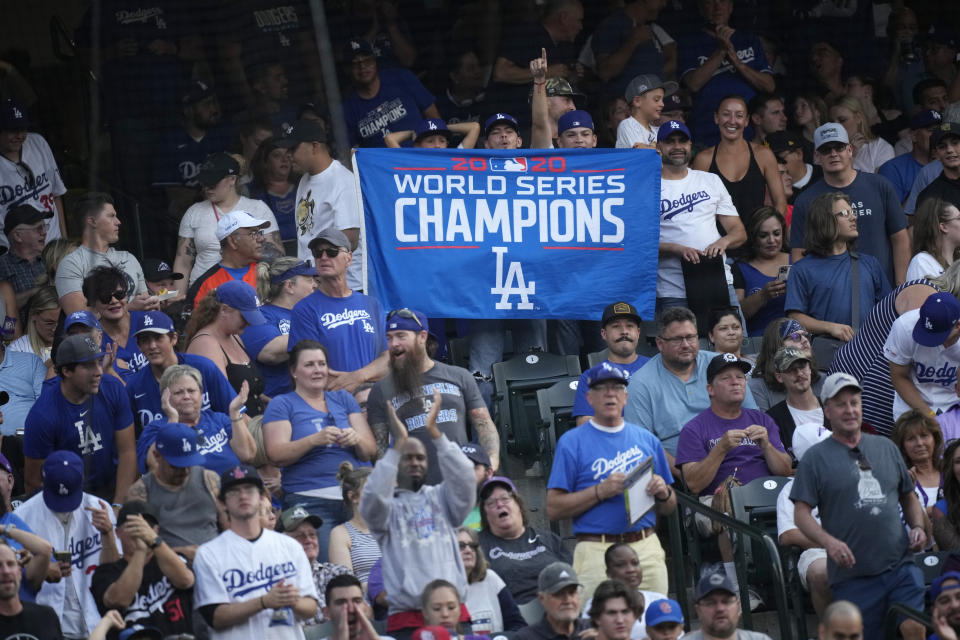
[359,434,476,614]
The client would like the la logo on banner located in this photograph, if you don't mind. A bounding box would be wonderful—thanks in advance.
[491,246,534,310]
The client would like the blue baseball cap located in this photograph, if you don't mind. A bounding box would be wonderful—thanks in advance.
[215,280,266,325]
[913,292,960,347]
[558,110,594,135]
[645,598,684,627]
[584,361,630,388]
[414,118,452,143]
[386,308,428,333]
[270,260,315,284]
[64,310,102,332]
[657,120,691,142]
[155,423,206,468]
[42,450,84,512]
[932,571,960,600]
[0,99,29,131]
[133,311,175,336]
[910,109,942,130]
[484,112,519,135]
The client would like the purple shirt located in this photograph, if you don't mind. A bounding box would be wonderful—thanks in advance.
[938,404,960,445]
[675,407,786,495]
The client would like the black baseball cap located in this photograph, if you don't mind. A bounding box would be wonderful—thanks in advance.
[117,500,159,527]
[3,204,52,236]
[181,80,215,106]
[218,464,264,498]
[277,118,328,148]
[601,301,642,327]
[197,152,240,188]
[932,122,960,148]
[765,130,802,156]
[142,259,184,283]
[706,353,752,383]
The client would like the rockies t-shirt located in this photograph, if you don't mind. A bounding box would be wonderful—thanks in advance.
[658,169,738,298]
[0,133,67,249]
[366,361,486,485]
[342,68,436,148]
[288,290,385,374]
[23,375,133,491]
[127,352,237,432]
[263,390,369,494]
[789,172,907,285]
[293,160,362,291]
[138,412,238,474]
[478,526,571,605]
[194,528,318,640]
[91,555,194,639]
[547,421,673,533]
[242,304,293,398]
[675,407,786,495]
[884,308,960,419]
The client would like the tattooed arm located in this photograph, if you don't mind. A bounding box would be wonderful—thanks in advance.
[371,421,389,460]
[469,407,500,472]
[173,236,197,290]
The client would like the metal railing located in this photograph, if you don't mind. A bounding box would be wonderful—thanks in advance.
[667,490,795,640]
[884,603,930,640]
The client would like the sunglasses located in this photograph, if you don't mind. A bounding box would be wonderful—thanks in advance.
[98,290,126,305]
[314,247,343,259]
[786,331,810,342]
[458,542,479,551]
[387,308,424,329]
[851,447,871,471]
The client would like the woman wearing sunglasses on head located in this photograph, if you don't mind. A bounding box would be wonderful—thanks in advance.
[749,317,823,412]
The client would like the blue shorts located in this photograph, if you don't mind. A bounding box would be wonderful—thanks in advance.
[831,562,924,639]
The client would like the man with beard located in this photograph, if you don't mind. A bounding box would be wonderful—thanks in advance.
[765,347,825,454]
[654,120,745,314]
[682,571,772,640]
[367,308,497,482]
[573,302,649,425]
[918,122,960,210]
[193,464,318,638]
[511,562,585,640]
[0,542,61,639]
[931,572,960,640]
[359,390,475,638]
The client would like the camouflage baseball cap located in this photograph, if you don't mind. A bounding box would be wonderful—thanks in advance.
[773,346,811,373]
[539,77,585,99]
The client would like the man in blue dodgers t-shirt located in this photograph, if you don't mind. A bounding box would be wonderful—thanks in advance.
[790,123,910,286]
[341,38,440,148]
[573,301,650,425]
[127,311,237,433]
[288,227,387,392]
[677,0,775,146]
[23,335,136,505]
[546,362,676,601]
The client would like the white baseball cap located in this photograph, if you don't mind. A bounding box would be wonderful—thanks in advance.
[819,372,862,403]
[792,424,831,461]
[215,210,269,241]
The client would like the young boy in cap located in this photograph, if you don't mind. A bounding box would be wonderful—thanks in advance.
[384,118,481,149]
[643,598,684,640]
[616,74,678,150]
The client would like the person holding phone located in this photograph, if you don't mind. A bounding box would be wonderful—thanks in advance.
[732,207,792,336]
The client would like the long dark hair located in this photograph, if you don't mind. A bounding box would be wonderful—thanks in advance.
[943,440,960,532]
[804,192,852,258]
[745,206,790,260]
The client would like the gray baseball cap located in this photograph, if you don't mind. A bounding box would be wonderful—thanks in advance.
[55,335,106,367]
[625,74,679,102]
[308,227,351,252]
[820,372,862,403]
[813,122,850,150]
[538,562,581,594]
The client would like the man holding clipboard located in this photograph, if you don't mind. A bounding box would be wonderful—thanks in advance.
[546,363,677,601]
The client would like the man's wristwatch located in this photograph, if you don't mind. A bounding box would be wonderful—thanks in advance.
[148,536,164,550]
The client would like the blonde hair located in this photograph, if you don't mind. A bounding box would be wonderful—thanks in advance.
[831,95,875,142]
[158,364,203,391]
[256,256,304,303]
[25,286,59,357]
[337,461,372,506]
[38,239,78,286]
[246,415,271,467]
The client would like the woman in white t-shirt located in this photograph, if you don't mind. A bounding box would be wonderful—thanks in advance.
[907,197,960,281]
[455,528,525,635]
[173,152,282,285]
[830,96,894,173]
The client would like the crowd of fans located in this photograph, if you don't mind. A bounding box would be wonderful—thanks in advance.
[2,0,960,639]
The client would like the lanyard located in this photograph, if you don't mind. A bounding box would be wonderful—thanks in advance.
[211,202,221,221]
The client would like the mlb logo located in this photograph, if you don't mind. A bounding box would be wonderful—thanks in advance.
[490,158,527,173]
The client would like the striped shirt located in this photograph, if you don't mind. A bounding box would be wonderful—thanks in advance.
[829,279,936,436]
[345,521,381,587]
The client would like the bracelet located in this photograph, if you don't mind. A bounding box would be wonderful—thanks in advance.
[655,487,674,503]
[534,80,546,86]
[595,483,602,502]
[260,596,266,610]
[230,416,243,422]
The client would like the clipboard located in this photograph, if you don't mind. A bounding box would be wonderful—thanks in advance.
[623,456,655,525]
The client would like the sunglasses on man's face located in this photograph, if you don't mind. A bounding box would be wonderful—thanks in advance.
[98,290,126,305]
[314,247,343,259]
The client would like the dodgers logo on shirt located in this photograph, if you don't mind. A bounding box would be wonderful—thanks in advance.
[222,561,298,597]
[661,190,712,220]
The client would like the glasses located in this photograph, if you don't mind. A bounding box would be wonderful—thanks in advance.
[458,542,479,551]
[387,308,424,330]
[98,290,126,304]
[314,247,343,259]
[483,495,514,509]
[242,229,265,238]
[851,447,871,471]
[834,209,856,219]
[819,143,847,155]
[785,330,810,342]
[659,334,698,346]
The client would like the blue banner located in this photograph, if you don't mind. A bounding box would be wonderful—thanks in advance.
[355,148,661,320]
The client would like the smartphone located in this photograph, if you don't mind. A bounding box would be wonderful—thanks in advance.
[54,551,71,564]
[777,265,791,282]
[157,290,179,301]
